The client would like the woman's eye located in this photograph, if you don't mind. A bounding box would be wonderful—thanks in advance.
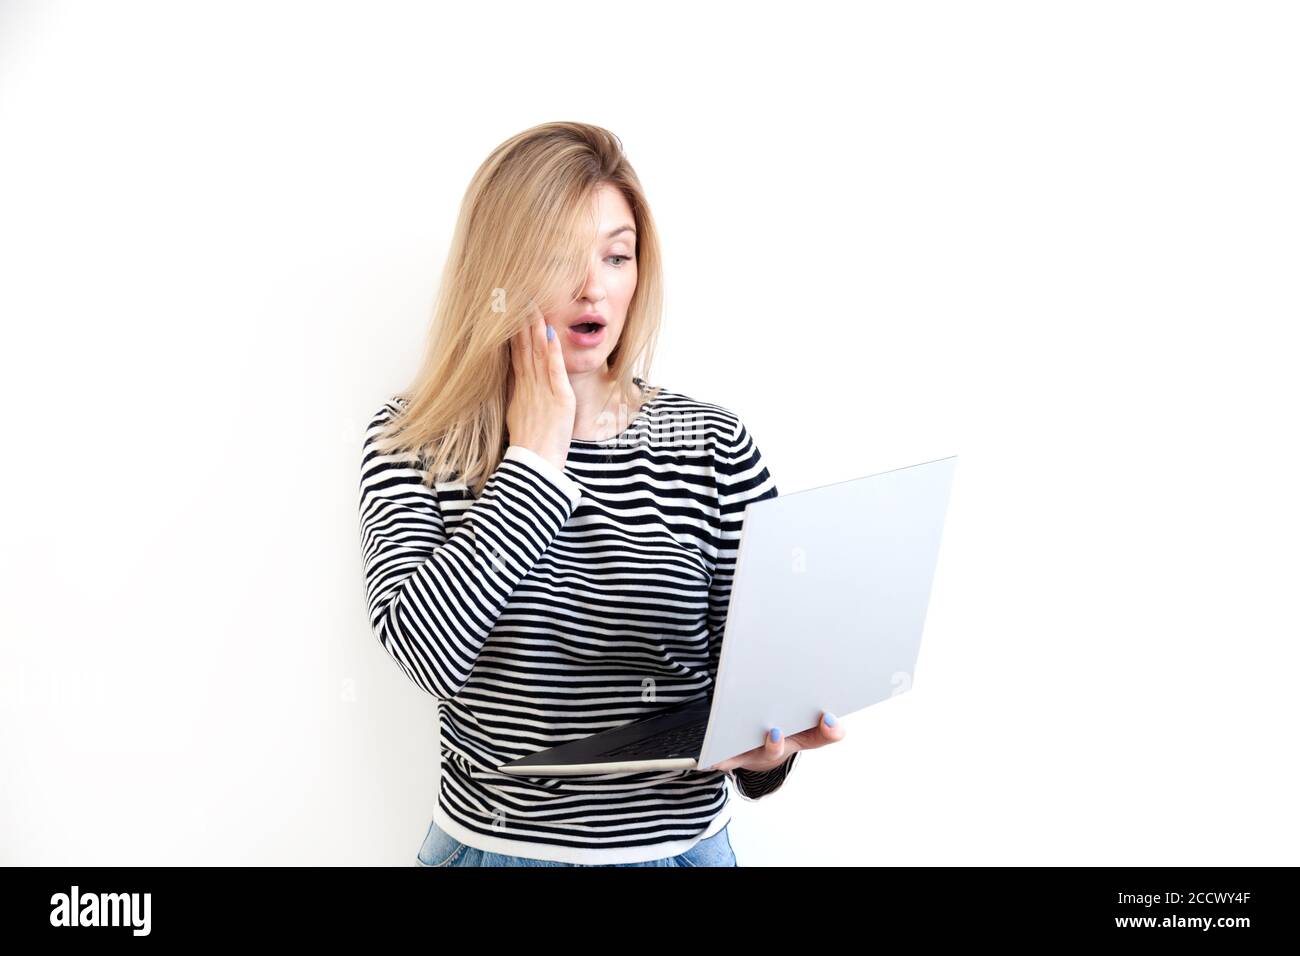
[606,255,633,267]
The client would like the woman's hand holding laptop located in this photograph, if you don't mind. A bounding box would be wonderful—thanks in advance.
[705,711,845,773]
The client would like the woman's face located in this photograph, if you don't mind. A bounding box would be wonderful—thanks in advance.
[549,183,638,375]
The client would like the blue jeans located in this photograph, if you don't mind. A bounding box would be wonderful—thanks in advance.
[415,817,738,867]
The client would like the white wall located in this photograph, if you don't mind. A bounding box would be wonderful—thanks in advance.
[1,0,1296,866]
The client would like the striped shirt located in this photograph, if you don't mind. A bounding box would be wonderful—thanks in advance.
[358,376,799,864]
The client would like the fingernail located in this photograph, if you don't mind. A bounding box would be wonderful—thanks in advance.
[824,712,837,726]
[546,324,554,341]
[770,727,781,743]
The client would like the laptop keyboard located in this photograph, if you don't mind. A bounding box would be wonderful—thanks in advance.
[599,718,708,760]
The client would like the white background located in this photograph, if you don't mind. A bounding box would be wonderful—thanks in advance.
[1,0,1296,866]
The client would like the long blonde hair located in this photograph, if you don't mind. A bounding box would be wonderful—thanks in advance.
[373,121,665,496]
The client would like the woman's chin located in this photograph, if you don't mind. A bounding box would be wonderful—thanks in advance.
[564,353,612,375]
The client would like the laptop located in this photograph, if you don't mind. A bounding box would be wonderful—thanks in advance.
[497,454,958,777]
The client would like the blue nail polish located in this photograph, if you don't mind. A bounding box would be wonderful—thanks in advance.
[824,712,837,726]
[546,324,554,341]
[770,727,781,743]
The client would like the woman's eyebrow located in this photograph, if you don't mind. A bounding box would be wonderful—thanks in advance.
[604,225,636,240]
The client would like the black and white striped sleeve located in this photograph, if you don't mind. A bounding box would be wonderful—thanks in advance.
[729,751,801,802]
[358,404,583,701]
[706,416,779,675]
[706,417,796,801]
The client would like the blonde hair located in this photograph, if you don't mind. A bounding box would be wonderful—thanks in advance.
[373,121,665,496]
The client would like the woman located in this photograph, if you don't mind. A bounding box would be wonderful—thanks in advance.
[358,122,845,867]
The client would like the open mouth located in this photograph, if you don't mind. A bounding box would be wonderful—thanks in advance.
[572,322,602,334]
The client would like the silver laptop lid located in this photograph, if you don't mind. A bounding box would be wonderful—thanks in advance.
[697,455,958,771]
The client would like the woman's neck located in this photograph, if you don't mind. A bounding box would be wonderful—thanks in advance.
[570,370,642,441]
